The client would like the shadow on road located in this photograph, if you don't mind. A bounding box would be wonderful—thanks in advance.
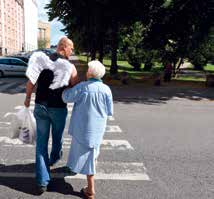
[111,85,214,105]
[0,76,27,94]
[0,163,83,197]
[1,75,214,106]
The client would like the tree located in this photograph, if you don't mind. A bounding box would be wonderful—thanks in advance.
[46,0,214,76]
[188,37,214,70]
[143,0,214,74]
[46,0,151,75]
[38,39,48,49]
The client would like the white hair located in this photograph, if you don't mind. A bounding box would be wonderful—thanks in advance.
[88,60,106,79]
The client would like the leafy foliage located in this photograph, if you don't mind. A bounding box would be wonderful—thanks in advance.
[45,0,214,75]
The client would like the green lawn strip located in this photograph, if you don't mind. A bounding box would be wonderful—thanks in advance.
[204,64,214,72]
[173,76,205,82]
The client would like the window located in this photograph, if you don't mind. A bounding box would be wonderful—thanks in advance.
[0,59,10,65]
[10,59,27,66]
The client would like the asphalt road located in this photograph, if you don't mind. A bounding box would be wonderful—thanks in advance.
[0,77,214,199]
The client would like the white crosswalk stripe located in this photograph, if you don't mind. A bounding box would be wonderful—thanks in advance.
[1,122,122,134]
[108,116,115,121]
[105,125,122,133]
[0,122,11,126]
[0,137,134,151]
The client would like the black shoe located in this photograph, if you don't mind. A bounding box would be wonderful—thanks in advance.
[37,185,47,194]
[49,151,63,166]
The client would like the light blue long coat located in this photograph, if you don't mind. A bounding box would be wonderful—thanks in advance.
[62,78,113,148]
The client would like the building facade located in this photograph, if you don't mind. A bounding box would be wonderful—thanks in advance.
[38,20,50,49]
[24,0,38,51]
[0,0,24,55]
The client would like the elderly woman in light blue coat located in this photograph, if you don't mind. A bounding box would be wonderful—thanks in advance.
[62,60,113,199]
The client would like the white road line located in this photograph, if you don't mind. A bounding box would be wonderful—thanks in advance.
[108,116,115,121]
[106,125,122,133]
[53,139,133,150]
[1,137,134,151]
[0,127,10,129]
[64,125,122,134]
[0,122,11,125]
[0,172,150,181]
[102,140,134,150]
[0,137,23,144]
[4,112,16,118]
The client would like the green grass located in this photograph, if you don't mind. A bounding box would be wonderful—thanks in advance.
[78,55,163,74]
[173,76,205,82]
[204,63,214,72]
[78,55,145,77]
[78,55,208,83]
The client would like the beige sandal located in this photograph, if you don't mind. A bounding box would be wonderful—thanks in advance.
[81,187,95,199]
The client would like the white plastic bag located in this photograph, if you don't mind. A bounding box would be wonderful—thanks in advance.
[9,107,36,144]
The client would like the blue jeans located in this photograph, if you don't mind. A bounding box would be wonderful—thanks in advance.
[34,103,67,186]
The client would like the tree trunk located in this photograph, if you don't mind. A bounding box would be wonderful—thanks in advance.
[89,5,97,61]
[172,61,176,77]
[98,32,104,63]
[91,47,96,60]
[176,58,183,69]
[87,53,89,63]
[110,21,118,75]
[144,58,152,71]
[98,45,104,63]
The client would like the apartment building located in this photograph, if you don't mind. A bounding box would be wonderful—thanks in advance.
[38,20,50,49]
[0,0,24,55]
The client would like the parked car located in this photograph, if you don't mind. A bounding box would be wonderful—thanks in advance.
[40,48,56,55]
[9,48,57,63]
[9,55,29,63]
[0,57,28,77]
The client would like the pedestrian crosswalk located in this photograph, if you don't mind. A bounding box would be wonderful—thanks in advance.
[0,95,151,181]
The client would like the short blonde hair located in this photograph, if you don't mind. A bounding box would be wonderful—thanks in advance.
[88,60,106,79]
[57,36,73,51]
